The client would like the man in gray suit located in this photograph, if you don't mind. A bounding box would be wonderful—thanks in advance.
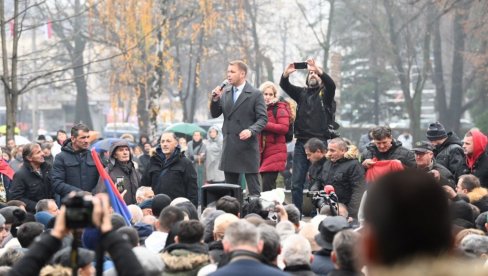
[210,60,268,196]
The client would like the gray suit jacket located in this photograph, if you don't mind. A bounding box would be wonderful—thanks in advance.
[210,81,267,173]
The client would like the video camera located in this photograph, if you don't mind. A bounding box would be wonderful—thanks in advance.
[307,185,339,216]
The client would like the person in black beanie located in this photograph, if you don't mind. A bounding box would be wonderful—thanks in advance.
[426,122,467,181]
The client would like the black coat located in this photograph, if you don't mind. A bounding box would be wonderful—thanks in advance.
[280,72,336,141]
[314,158,365,217]
[362,139,416,168]
[433,132,467,180]
[416,161,456,189]
[308,157,327,191]
[463,152,488,189]
[141,146,198,206]
[52,142,100,196]
[9,162,53,212]
[9,230,145,276]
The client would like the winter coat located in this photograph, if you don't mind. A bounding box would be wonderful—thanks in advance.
[95,140,140,205]
[9,230,145,276]
[362,139,416,168]
[204,126,225,183]
[467,187,488,213]
[279,72,336,141]
[137,153,150,176]
[161,242,210,276]
[52,141,100,196]
[315,158,366,217]
[210,258,288,276]
[463,129,488,188]
[416,160,456,189]
[141,146,198,206]
[308,157,327,191]
[311,249,335,276]
[433,132,467,180]
[186,140,206,165]
[283,264,316,276]
[210,82,268,173]
[9,162,53,212]
[259,101,289,173]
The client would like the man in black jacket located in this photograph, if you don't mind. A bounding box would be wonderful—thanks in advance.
[9,143,54,212]
[305,138,328,193]
[426,122,467,180]
[52,123,99,197]
[280,58,336,213]
[141,132,198,206]
[412,141,455,189]
[312,138,365,218]
[362,126,415,169]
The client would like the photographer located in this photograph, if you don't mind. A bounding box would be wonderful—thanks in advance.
[9,193,145,276]
[280,58,336,213]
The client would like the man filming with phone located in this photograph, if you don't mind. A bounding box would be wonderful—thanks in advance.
[280,58,337,214]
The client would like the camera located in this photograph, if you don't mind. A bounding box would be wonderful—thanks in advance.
[307,190,338,216]
[63,192,94,229]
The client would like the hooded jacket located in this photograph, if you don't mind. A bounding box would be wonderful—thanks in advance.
[52,141,100,196]
[280,72,336,141]
[9,161,53,212]
[464,129,488,188]
[467,187,488,213]
[259,100,289,173]
[204,126,225,183]
[362,139,416,168]
[95,140,140,204]
[433,132,467,180]
[141,146,198,206]
[161,242,210,276]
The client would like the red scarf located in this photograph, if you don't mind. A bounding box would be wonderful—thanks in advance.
[466,129,488,169]
[0,159,14,180]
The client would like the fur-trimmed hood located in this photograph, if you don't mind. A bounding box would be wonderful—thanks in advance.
[160,243,210,274]
[467,187,488,203]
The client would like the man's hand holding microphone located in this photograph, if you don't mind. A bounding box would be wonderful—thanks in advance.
[211,79,228,101]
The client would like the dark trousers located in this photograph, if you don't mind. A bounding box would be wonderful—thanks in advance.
[291,140,311,213]
[261,172,279,192]
[224,172,261,196]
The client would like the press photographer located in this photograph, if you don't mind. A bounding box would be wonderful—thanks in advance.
[9,193,145,276]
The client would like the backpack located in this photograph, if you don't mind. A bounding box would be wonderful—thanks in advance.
[272,98,295,143]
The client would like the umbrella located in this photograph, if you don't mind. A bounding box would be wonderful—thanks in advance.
[0,135,30,146]
[91,138,136,153]
[0,125,20,135]
[164,123,207,138]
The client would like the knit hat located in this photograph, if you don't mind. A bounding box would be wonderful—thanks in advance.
[35,211,54,228]
[0,214,5,226]
[426,122,448,141]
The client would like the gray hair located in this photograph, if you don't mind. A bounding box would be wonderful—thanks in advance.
[258,224,281,263]
[135,186,153,199]
[35,199,55,213]
[128,205,143,224]
[332,229,360,271]
[282,234,312,265]
[223,220,259,249]
[460,234,488,258]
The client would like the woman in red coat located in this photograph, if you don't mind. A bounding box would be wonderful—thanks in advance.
[258,81,290,191]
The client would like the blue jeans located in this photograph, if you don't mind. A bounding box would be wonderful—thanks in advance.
[291,140,311,213]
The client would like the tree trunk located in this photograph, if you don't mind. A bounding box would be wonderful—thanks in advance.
[447,7,467,133]
[432,13,448,121]
[73,0,92,128]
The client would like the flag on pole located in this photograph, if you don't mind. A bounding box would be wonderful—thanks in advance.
[90,148,132,225]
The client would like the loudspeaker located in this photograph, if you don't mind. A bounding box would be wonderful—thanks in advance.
[201,184,242,210]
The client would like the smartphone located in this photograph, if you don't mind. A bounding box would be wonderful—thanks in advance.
[294,62,308,69]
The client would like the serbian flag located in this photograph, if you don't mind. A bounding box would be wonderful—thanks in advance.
[90,148,132,225]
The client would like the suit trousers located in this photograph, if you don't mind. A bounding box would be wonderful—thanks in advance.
[224,172,261,196]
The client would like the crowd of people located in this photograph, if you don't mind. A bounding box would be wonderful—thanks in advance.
[0,59,486,275]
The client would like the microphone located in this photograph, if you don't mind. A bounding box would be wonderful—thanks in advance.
[220,79,229,89]
[324,185,335,195]
[212,80,229,97]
